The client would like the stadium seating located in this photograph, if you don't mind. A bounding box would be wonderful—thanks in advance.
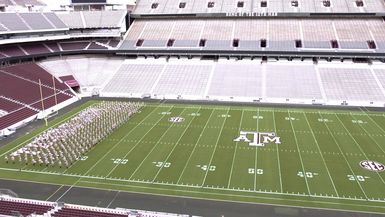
[0,45,26,57]
[0,195,189,217]
[0,39,120,60]
[0,12,67,33]
[132,0,385,15]
[39,55,125,88]
[319,67,385,102]
[0,63,75,132]
[208,62,263,98]
[264,63,323,100]
[56,10,127,29]
[153,64,212,96]
[120,18,384,52]
[59,41,91,51]
[20,43,51,55]
[103,62,165,96]
[0,197,54,216]
[95,58,385,106]
[0,97,23,113]
[2,0,44,6]
[52,206,127,217]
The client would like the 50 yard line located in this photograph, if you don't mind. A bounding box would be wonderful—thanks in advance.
[272,110,283,193]
[254,109,260,191]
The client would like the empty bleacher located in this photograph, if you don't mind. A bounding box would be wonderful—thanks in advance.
[103,62,165,96]
[0,96,23,113]
[59,41,90,51]
[301,19,335,49]
[52,206,127,217]
[0,196,190,217]
[264,63,323,100]
[20,43,50,55]
[120,18,384,52]
[94,58,385,106]
[0,63,75,132]
[319,66,385,102]
[0,39,120,60]
[208,62,262,98]
[56,10,127,29]
[0,197,54,216]
[39,55,125,88]
[6,0,44,6]
[55,11,84,29]
[132,0,385,15]
[0,12,67,33]
[0,45,26,57]
[0,200,53,216]
[153,64,212,96]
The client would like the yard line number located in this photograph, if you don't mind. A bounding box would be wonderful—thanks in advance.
[248,168,264,174]
[197,165,216,171]
[297,171,318,178]
[111,158,128,164]
[153,161,171,168]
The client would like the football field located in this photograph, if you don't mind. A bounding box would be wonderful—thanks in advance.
[1,101,385,214]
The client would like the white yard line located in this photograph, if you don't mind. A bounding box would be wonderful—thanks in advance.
[1,167,384,203]
[0,102,98,158]
[2,175,385,215]
[55,181,78,202]
[200,108,230,187]
[45,185,64,201]
[335,114,385,185]
[355,111,385,154]
[78,180,385,208]
[104,106,172,178]
[254,109,260,191]
[287,111,311,195]
[128,107,186,180]
[82,104,164,176]
[302,113,340,197]
[272,110,283,193]
[151,107,202,182]
[106,190,120,208]
[318,112,369,199]
[227,110,244,188]
[176,109,215,184]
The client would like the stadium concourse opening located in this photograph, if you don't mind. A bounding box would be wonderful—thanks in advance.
[2,0,385,216]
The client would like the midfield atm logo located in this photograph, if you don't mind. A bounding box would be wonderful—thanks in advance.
[234,131,281,147]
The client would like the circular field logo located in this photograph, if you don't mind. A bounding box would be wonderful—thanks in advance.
[360,160,385,172]
[169,117,184,123]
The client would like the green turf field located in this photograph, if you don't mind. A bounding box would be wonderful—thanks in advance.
[1,101,385,213]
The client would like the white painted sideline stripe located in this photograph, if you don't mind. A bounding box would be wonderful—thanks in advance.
[0,167,383,203]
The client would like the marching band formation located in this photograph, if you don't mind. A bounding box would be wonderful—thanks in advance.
[5,101,143,168]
